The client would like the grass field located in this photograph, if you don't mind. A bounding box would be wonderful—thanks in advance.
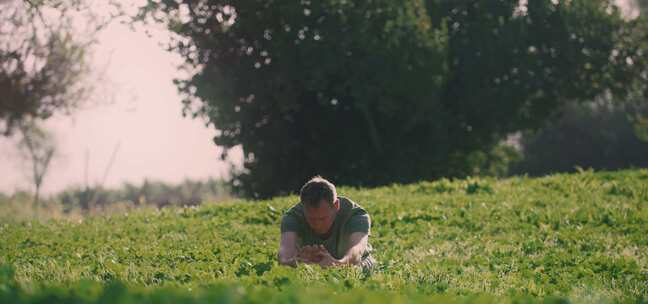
[1,169,647,303]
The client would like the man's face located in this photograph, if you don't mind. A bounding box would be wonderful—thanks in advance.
[304,199,339,236]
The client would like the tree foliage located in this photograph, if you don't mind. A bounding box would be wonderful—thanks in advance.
[141,0,646,198]
[0,0,119,135]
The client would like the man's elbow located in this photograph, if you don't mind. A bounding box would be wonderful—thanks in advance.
[341,252,363,266]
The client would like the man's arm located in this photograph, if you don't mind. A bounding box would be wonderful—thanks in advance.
[318,232,368,267]
[277,232,299,266]
[338,232,369,265]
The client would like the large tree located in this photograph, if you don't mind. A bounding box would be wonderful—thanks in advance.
[141,0,646,198]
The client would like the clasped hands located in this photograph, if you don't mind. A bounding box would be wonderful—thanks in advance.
[296,245,342,268]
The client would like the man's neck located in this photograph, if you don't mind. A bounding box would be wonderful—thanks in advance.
[317,229,333,240]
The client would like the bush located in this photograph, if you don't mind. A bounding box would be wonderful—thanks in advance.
[511,99,648,176]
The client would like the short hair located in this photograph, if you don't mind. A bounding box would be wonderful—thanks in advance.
[300,176,337,208]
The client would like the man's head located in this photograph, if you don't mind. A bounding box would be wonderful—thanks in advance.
[300,176,339,236]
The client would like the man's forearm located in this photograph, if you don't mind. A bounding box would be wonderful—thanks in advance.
[337,232,369,266]
[278,232,299,267]
[338,245,365,266]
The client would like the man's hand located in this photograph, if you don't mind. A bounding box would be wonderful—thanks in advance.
[316,249,342,268]
[296,245,341,268]
[296,245,324,264]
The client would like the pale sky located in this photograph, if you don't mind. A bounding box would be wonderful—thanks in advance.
[0,0,637,195]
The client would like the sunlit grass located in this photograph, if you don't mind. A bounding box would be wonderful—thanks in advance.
[1,169,647,303]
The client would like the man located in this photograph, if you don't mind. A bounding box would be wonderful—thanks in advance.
[278,176,375,269]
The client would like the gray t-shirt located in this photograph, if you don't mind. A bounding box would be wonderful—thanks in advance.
[280,196,373,260]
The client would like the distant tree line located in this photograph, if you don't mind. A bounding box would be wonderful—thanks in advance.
[0,178,231,214]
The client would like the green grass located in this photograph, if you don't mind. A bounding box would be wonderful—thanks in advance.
[1,169,647,303]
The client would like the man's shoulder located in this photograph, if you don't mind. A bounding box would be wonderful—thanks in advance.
[338,196,370,224]
[339,196,368,213]
[338,196,371,234]
[284,202,304,217]
[280,202,304,233]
